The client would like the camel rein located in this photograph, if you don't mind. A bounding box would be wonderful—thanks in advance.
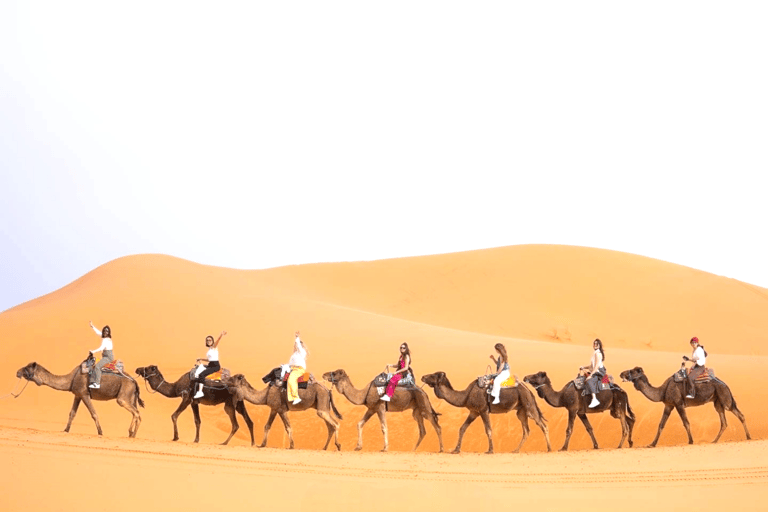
[139,372,166,394]
[0,378,31,400]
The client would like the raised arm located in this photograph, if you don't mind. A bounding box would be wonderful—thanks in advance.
[213,330,227,348]
[90,321,102,336]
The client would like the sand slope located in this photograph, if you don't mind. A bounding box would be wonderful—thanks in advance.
[1,245,766,510]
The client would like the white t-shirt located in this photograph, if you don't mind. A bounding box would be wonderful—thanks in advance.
[207,347,219,362]
[692,346,706,366]
[91,325,113,353]
[288,336,307,368]
[591,349,605,372]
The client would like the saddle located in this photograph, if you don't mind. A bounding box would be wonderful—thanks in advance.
[188,366,231,382]
[261,367,312,389]
[574,373,614,393]
[476,374,518,393]
[673,367,715,383]
[373,372,416,396]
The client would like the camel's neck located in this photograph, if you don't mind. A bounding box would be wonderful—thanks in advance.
[634,377,665,402]
[336,377,369,405]
[36,365,78,391]
[435,381,471,407]
[147,373,180,398]
[539,383,565,408]
[240,383,269,405]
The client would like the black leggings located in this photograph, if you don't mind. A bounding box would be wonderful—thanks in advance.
[197,361,221,384]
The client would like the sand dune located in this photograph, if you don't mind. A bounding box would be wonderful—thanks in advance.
[1,245,765,510]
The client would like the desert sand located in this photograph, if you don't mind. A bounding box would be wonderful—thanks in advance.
[1,245,766,510]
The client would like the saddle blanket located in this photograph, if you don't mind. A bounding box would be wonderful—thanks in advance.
[673,368,715,383]
[261,367,311,389]
[374,372,416,396]
[102,360,125,373]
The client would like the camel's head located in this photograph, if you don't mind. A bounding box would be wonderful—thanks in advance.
[224,374,249,400]
[620,367,645,384]
[135,365,160,379]
[322,369,347,386]
[420,371,446,388]
[16,362,41,385]
[523,371,550,387]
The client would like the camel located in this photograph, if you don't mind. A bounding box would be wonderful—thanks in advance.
[16,361,143,437]
[322,369,444,452]
[421,371,551,454]
[620,366,751,447]
[135,365,254,445]
[225,373,343,450]
[523,371,635,451]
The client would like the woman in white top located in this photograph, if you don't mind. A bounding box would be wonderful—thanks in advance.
[286,331,308,405]
[88,321,114,389]
[193,331,226,399]
[581,338,606,408]
[489,343,510,405]
[683,336,707,399]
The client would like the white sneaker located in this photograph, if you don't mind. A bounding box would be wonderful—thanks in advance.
[492,397,500,404]
[380,395,390,402]
[194,390,204,399]
[589,398,600,408]
[292,398,301,405]
[686,394,694,399]
[89,383,100,389]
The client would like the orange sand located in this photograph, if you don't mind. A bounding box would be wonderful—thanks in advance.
[1,245,766,510]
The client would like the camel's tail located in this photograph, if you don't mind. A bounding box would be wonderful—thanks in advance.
[329,389,343,420]
[520,382,547,424]
[134,382,145,408]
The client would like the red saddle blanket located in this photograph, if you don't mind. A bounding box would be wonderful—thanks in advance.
[283,371,311,383]
[102,360,123,373]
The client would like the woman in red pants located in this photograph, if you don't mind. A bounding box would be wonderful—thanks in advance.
[381,342,412,402]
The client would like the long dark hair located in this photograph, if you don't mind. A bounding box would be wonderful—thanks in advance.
[102,325,111,338]
[593,338,605,362]
[399,342,411,363]
[494,343,508,364]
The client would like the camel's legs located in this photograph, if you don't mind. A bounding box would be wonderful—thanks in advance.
[235,400,256,446]
[376,407,389,452]
[674,404,694,444]
[479,410,494,454]
[729,404,751,440]
[577,413,599,449]
[316,407,340,451]
[649,404,673,447]
[278,411,295,449]
[64,396,81,433]
[427,408,443,453]
[513,408,530,453]
[412,410,427,451]
[260,409,278,448]
[116,396,141,438]
[530,408,551,452]
[81,396,103,436]
[220,400,240,445]
[453,411,479,454]
[191,402,203,443]
[561,410,577,451]
[711,402,728,443]
[355,409,376,451]
[617,414,628,449]
[170,397,192,442]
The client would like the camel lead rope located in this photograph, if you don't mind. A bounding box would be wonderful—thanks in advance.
[0,378,30,400]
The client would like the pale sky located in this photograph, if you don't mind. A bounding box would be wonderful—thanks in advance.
[1,2,767,314]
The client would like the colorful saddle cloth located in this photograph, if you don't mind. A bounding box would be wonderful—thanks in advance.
[102,360,125,373]
[261,367,311,389]
[673,367,715,383]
